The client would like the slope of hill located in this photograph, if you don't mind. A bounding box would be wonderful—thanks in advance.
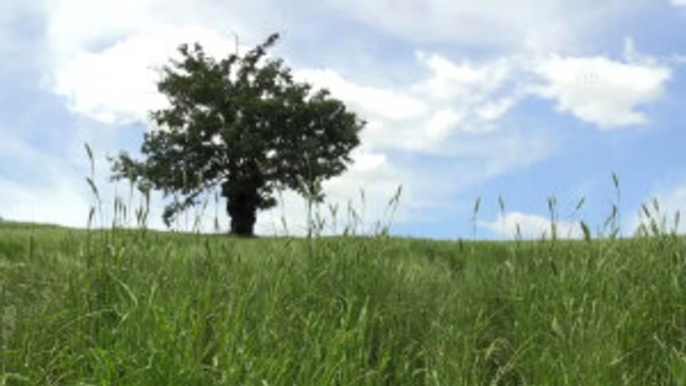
[2,222,686,385]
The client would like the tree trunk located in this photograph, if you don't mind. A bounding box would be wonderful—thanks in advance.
[225,188,258,237]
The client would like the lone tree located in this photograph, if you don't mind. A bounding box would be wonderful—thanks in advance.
[111,34,364,236]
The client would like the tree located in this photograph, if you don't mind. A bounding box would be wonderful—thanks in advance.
[111,34,364,236]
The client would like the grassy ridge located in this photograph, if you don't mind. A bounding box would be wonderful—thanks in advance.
[2,222,686,385]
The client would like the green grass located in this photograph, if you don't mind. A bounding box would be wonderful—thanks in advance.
[2,221,686,385]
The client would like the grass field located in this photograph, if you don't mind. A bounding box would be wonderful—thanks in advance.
[2,218,686,385]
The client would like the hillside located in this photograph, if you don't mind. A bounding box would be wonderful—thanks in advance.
[2,222,686,385]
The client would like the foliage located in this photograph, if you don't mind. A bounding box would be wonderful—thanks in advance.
[111,34,363,235]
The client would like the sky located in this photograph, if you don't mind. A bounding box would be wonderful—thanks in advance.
[1,0,686,239]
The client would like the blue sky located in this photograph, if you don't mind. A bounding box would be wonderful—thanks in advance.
[1,0,686,239]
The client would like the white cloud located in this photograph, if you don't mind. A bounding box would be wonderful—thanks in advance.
[671,0,686,6]
[298,44,671,142]
[413,52,515,101]
[426,109,464,141]
[532,53,671,129]
[296,69,427,121]
[44,0,669,142]
[325,0,572,47]
[350,151,387,172]
[476,98,516,121]
[44,0,279,65]
[43,0,298,124]
[482,211,583,239]
[302,53,527,154]
[51,26,237,124]
[323,0,647,51]
[51,27,671,135]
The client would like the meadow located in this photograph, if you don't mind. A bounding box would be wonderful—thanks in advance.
[2,214,686,385]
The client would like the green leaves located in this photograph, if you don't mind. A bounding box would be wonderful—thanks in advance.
[111,34,363,235]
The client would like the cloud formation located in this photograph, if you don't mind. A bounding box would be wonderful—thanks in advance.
[532,53,671,129]
[481,211,583,239]
[51,27,237,124]
[323,0,648,51]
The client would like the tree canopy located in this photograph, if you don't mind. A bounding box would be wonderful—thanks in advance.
[111,34,364,236]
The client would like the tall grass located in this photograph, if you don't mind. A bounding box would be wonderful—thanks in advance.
[2,159,686,384]
[3,216,686,384]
